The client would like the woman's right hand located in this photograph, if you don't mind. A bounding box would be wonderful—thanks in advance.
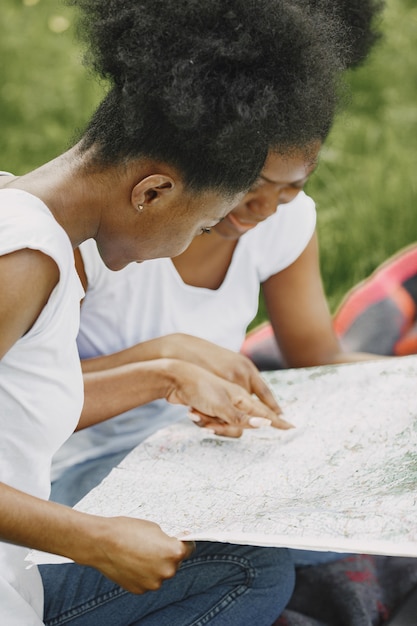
[0,482,193,595]
[78,515,194,594]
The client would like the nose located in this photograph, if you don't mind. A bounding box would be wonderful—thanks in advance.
[247,185,300,219]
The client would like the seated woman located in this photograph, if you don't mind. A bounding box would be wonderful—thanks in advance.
[51,0,385,506]
[0,0,355,623]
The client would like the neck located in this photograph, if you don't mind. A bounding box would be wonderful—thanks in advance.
[173,230,238,289]
[5,145,104,249]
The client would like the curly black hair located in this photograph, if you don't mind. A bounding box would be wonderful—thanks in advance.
[69,0,380,194]
[310,0,384,68]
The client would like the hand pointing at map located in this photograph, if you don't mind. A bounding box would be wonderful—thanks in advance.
[165,360,293,437]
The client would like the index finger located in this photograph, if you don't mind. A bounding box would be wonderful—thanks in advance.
[238,395,294,430]
[250,374,282,414]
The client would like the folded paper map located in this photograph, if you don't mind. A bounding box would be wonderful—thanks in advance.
[29,356,417,565]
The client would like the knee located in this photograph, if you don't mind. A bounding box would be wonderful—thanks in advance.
[233,545,295,623]
[252,546,295,595]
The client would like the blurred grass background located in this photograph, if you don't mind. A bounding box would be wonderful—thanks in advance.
[1,0,417,323]
[310,0,417,312]
[0,0,101,173]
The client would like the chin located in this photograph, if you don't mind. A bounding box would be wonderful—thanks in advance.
[97,249,129,272]
[108,260,130,272]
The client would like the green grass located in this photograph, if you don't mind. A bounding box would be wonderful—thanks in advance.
[1,0,417,323]
[308,0,417,311]
[0,0,102,173]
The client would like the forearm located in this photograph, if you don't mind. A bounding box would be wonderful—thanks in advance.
[81,334,191,373]
[0,481,189,594]
[277,327,385,368]
[278,330,386,368]
[79,358,183,429]
[81,333,246,377]
[319,350,386,366]
[0,481,103,566]
[80,354,289,435]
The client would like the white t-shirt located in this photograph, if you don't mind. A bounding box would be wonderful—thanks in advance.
[0,189,84,625]
[52,192,316,477]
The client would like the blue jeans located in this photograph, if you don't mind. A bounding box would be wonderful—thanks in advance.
[290,549,350,568]
[51,452,348,577]
[40,542,295,625]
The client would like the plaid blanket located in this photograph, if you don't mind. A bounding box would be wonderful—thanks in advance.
[273,554,417,626]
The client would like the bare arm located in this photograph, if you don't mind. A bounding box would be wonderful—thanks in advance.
[0,481,192,593]
[81,333,281,412]
[0,249,192,593]
[262,232,381,368]
[0,248,59,358]
[75,246,282,424]
[80,357,292,435]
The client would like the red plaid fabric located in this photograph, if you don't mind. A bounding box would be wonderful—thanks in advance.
[241,243,417,368]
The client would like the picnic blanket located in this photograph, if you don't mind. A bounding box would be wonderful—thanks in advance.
[274,554,417,626]
[242,243,417,371]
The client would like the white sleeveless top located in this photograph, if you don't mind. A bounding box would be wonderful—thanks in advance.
[0,189,84,624]
[52,192,316,478]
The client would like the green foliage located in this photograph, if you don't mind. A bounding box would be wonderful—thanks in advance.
[308,0,417,312]
[0,0,102,174]
[1,0,416,324]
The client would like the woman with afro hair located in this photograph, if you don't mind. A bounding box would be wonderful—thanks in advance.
[49,0,384,510]
[0,0,377,624]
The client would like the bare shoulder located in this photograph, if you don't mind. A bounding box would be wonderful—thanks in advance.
[0,249,59,358]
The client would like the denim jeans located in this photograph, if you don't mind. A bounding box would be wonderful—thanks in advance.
[290,548,350,568]
[50,451,347,583]
[40,542,295,625]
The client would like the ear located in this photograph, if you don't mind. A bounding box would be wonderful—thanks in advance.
[131,174,176,211]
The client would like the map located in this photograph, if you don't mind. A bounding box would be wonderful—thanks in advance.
[29,356,417,566]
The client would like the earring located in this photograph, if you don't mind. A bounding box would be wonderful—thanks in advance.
[136,204,144,211]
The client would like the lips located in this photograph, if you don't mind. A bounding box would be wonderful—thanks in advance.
[226,212,259,233]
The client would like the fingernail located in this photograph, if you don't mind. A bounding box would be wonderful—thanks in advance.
[248,417,272,428]
[279,418,295,429]
[188,413,200,423]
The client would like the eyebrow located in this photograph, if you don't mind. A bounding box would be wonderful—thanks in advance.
[259,163,318,186]
[259,173,307,186]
